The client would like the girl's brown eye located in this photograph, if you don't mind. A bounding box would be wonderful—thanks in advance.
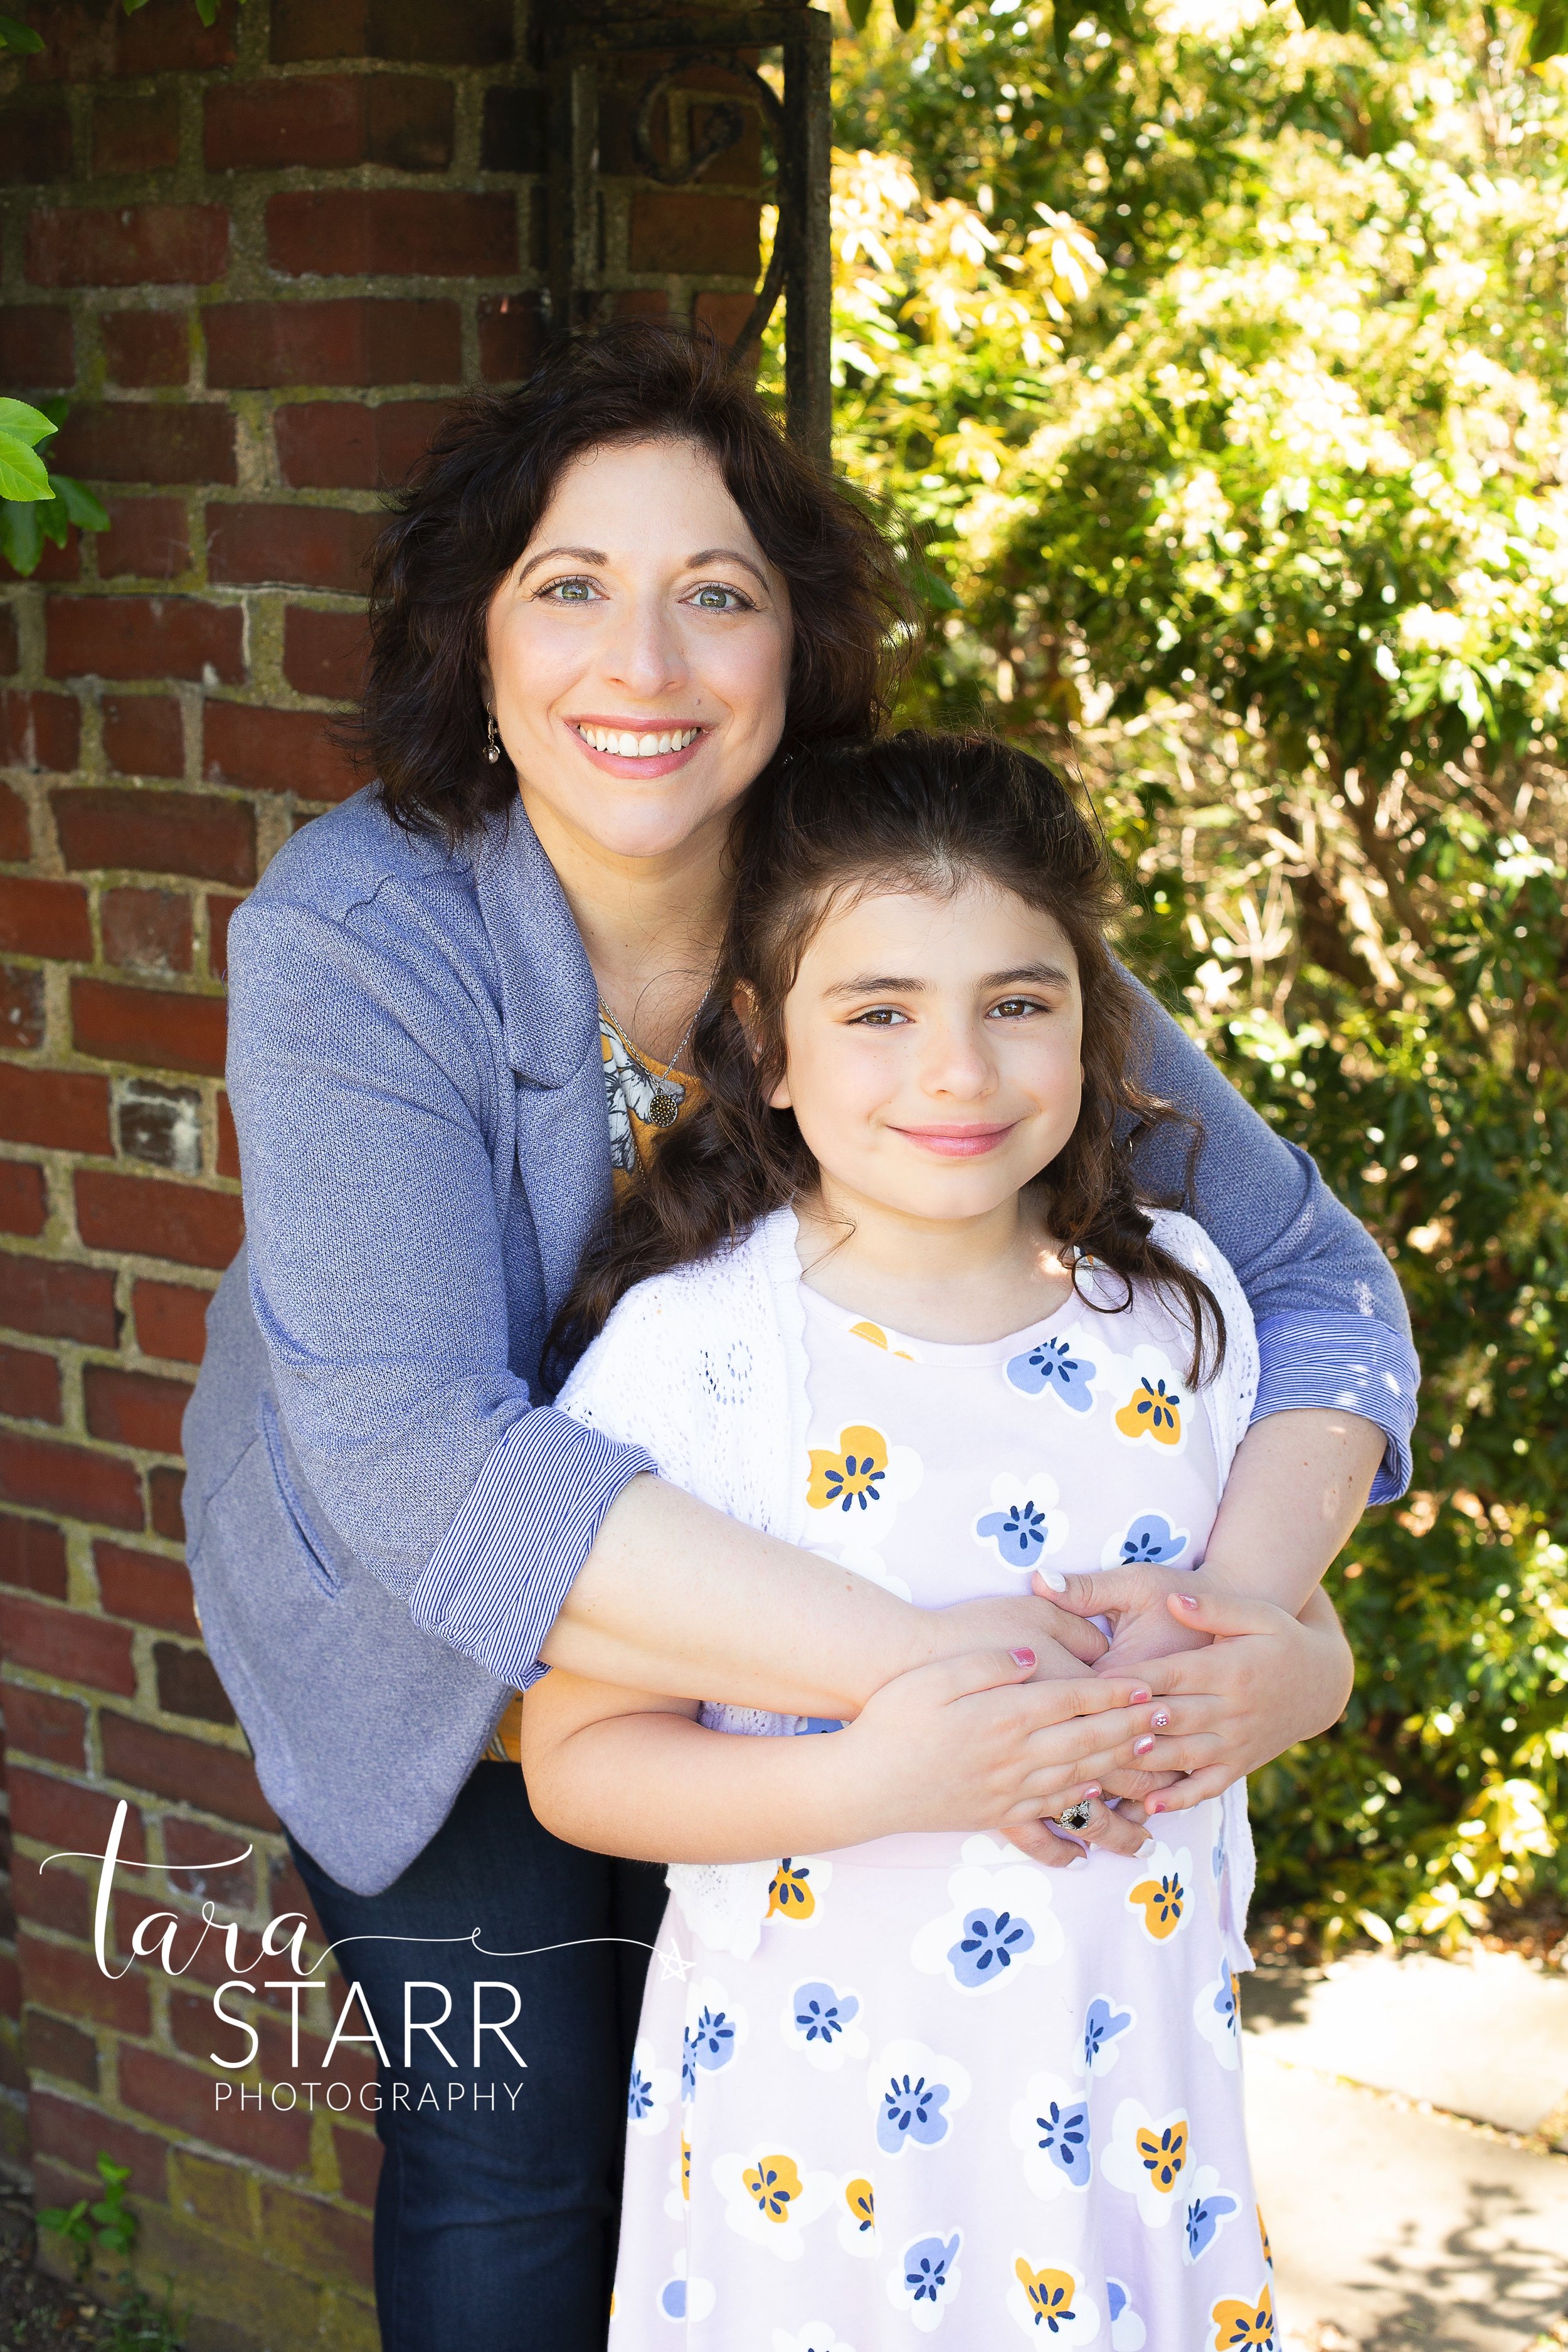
[992,998,1044,1019]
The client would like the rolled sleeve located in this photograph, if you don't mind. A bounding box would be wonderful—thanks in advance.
[1253,1311,1419,1504]
[411,1408,657,1688]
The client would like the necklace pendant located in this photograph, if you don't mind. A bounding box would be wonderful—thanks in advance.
[649,1091,679,1129]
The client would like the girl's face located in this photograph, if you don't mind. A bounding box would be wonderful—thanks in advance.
[485,437,792,869]
[768,878,1086,1227]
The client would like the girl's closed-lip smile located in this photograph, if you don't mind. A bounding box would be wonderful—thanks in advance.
[887,1121,1019,1158]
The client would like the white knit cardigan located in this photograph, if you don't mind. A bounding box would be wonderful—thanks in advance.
[557,1205,1261,1968]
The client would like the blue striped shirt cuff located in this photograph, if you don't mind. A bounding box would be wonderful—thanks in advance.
[1253,1312,1419,1505]
[410,1407,657,1689]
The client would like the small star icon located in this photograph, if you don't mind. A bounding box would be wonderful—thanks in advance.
[655,1937,694,1983]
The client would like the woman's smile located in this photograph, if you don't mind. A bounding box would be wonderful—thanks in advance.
[568,716,709,776]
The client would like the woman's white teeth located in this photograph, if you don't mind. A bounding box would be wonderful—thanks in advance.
[578,725,699,757]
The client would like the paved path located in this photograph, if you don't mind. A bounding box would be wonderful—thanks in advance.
[1242,1949,1568,2351]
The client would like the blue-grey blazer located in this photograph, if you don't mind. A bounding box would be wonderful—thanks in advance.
[183,788,1417,1896]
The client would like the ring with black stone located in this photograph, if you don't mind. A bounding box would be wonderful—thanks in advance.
[1057,1799,1094,1833]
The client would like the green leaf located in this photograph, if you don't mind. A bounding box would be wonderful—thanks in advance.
[846,0,873,24]
[194,0,222,21]
[1,501,48,576]
[0,397,59,450]
[51,472,109,532]
[0,13,45,53]
[893,0,919,24]
[120,0,152,13]
[1528,0,1568,58]
[0,436,53,503]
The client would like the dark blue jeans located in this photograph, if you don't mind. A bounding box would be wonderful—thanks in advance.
[288,1762,669,2352]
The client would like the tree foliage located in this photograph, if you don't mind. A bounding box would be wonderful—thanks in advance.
[815,0,1568,1943]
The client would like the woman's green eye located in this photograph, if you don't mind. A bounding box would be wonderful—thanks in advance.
[692,585,747,610]
[544,578,596,601]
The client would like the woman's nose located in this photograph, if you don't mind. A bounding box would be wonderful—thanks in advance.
[603,596,687,698]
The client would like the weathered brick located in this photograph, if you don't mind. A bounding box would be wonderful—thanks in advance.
[0,618,16,681]
[102,1712,275,1831]
[0,1510,66,1599]
[0,1162,47,1237]
[16,1855,93,1942]
[267,189,514,279]
[2,1684,87,1772]
[20,1928,151,2033]
[270,0,512,65]
[92,88,181,177]
[260,2182,375,2292]
[477,290,543,383]
[206,73,453,172]
[0,966,45,1050]
[53,788,254,885]
[0,1591,136,1692]
[0,1431,140,1528]
[28,2089,165,2202]
[101,695,184,780]
[216,1089,239,1177]
[23,2011,98,2092]
[46,598,244,686]
[1,524,79,586]
[102,886,193,977]
[94,1539,199,1635]
[333,2122,383,2209]
[204,296,462,389]
[207,502,378,593]
[100,310,188,389]
[629,190,758,277]
[0,1067,113,1156]
[694,289,758,351]
[207,894,243,981]
[76,1169,242,1271]
[275,398,448,491]
[26,203,230,289]
[72,977,226,1078]
[154,1641,235,1726]
[0,875,90,958]
[0,689,80,775]
[0,1344,61,1424]
[115,0,239,74]
[9,1769,146,1863]
[130,1279,208,1367]
[479,86,546,174]
[112,1886,262,1991]
[161,1814,253,1908]
[50,405,236,487]
[114,1075,201,1174]
[149,1462,185,1540]
[122,2041,310,2172]
[83,1364,193,1454]
[0,306,74,391]
[0,97,73,185]
[98,497,191,582]
[282,605,366,701]
[0,1254,117,1347]
[203,702,360,802]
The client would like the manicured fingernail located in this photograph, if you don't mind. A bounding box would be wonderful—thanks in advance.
[1130,1687,1152,1705]
[1010,1648,1036,1668]
[1152,1710,1171,1730]
[1039,1570,1067,1592]
[1175,1592,1200,1610]
[1133,1735,1156,1757]
[1136,1839,1157,1858]
[1067,1855,1091,1872]
[1145,1798,1164,1814]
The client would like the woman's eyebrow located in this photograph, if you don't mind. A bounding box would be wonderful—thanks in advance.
[517,544,608,582]
[686,547,770,588]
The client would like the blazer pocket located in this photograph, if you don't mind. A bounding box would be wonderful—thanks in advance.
[257,1396,341,1600]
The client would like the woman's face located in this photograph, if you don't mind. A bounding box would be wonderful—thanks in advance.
[485,437,792,869]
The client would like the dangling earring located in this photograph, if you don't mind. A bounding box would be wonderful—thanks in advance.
[485,711,501,765]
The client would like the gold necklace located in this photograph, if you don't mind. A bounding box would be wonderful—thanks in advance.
[598,1001,697,1129]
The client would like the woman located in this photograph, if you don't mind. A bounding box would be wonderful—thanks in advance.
[183,327,1414,2352]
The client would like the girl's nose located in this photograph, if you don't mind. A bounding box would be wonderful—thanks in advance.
[919,1019,993,1099]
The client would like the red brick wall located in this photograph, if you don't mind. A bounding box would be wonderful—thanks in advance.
[0,3,767,2341]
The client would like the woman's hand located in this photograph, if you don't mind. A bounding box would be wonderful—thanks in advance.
[1033,1562,1216,1674]
[1119,1582,1355,1815]
[936,1591,1109,1669]
[833,1646,1162,1843]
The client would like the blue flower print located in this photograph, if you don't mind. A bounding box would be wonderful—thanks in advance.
[626,2065,656,2123]
[1212,1834,1226,1883]
[1006,1335,1096,1412]
[878,2069,953,2153]
[1212,1978,1238,2035]
[1108,2282,1129,2324]
[903,2232,961,2309]
[689,2005,735,2072]
[795,1715,846,1736]
[659,2278,688,2319]
[680,2027,696,2101]
[1082,1996,1134,2074]
[793,1981,859,2047]
[948,1905,1035,1986]
[977,1495,1056,1569]
[1185,2185,1239,2260]
[1030,2095,1092,2186]
[1118,1512,1189,1567]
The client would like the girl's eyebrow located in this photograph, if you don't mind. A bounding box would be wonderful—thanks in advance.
[825,962,1073,999]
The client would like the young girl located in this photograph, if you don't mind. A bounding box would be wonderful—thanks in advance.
[524,736,1278,2351]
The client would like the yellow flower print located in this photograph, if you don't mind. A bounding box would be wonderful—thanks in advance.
[1115,1375,1183,1446]
[1128,1865,1186,1940]
[845,2177,875,2234]
[681,2135,691,2201]
[743,2151,803,2223]
[807,1424,891,1514]
[1211,2284,1276,2350]
[766,1858,816,1920]
[849,1320,915,1360]
[1015,2258,1079,2326]
[1135,2117,1189,2193]
[1258,2206,1272,2268]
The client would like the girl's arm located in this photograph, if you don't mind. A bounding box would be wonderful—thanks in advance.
[521,1651,1168,1863]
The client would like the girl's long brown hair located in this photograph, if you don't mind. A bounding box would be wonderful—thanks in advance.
[549,732,1224,1386]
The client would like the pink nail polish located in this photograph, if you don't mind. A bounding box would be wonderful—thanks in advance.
[1152,1710,1171,1730]
[1175,1593,1200,1610]
[1082,1784,1101,1799]
[1133,1735,1156,1757]
[1130,1687,1152,1705]
[1010,1648,1036,1668]
[1145,1797,1164,1814]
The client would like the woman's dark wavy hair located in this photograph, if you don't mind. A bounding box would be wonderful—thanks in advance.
[551,731,1225,1386]
[354,324,913,843]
